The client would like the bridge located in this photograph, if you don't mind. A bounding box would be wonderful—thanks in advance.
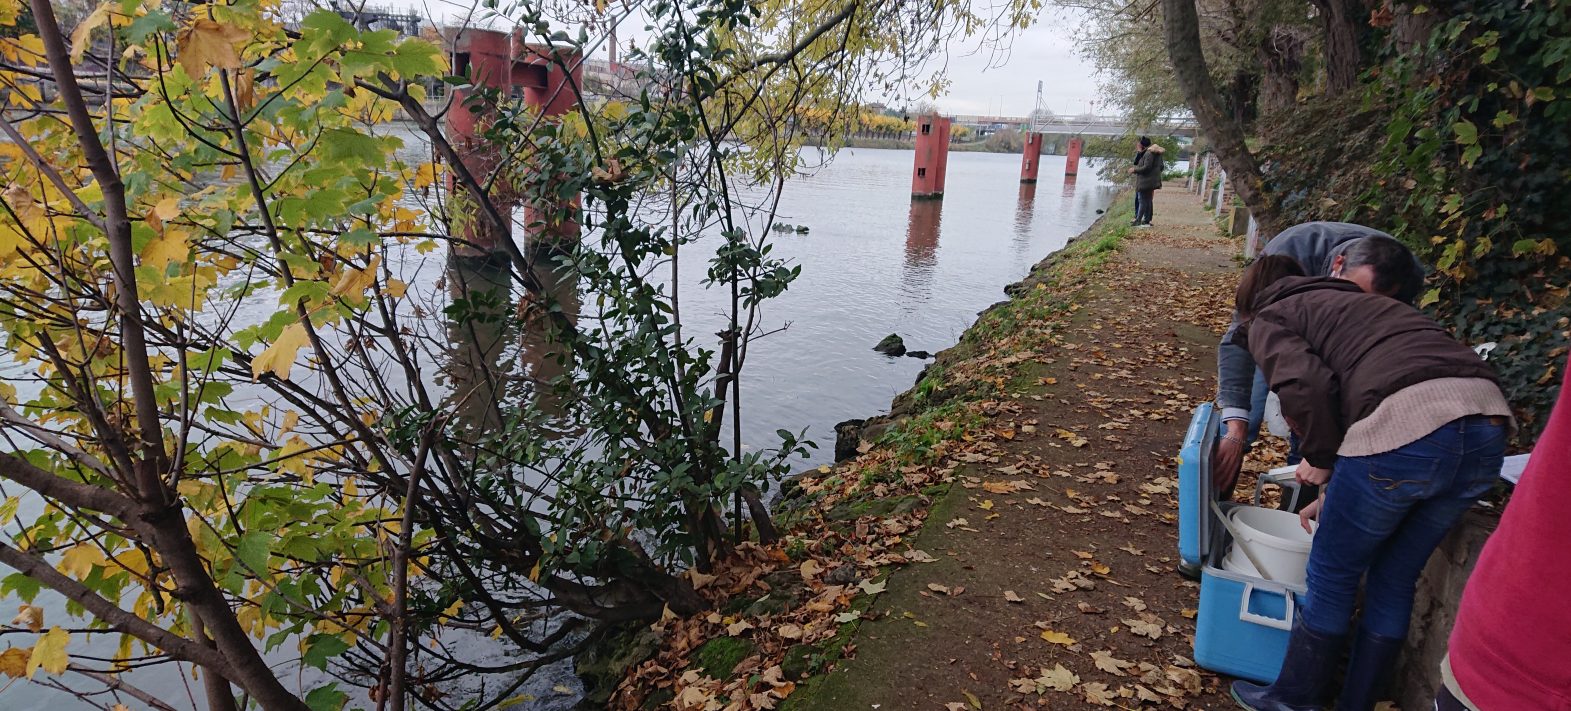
[949,113,1199,139]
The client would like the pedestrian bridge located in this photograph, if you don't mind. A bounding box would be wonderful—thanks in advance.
[951,113,1199,138]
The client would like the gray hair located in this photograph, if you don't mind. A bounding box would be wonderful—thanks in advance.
[1340,237,1423,304]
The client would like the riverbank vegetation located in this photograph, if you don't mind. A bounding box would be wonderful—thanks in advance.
[603,198,1137,709]
[0,0,1058,707]
[1058,0,1568,441]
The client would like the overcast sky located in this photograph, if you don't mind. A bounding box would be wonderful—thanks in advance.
[377,0,1105,118]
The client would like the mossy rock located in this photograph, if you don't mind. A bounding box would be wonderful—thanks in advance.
[691,636,757,677]
[575,623,661,707]
[826,494,921,521]
[781,644,817,681]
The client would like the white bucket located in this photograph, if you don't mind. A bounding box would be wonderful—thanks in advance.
[1222,506,1314,586]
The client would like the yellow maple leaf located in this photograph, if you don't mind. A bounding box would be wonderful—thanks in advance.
[27,627,68,677]
[330,255,382,304]
[176,19,250,77]
[1039,629,1075,646]
[252,322,310,380]
[69,3,112,63]
[0,646,28,677]
[141,229,189,270]
[57,544,104,580]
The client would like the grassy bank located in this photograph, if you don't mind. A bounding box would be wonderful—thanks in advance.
[600,194,1137,711]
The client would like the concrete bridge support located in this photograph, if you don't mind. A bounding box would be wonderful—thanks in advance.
[1064,136,1084,177]
[445,28,584,258]
[1020,133,1043,183]
[911,115,951,199]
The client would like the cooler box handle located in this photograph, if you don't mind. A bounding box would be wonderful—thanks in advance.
[1238,582,1294,631]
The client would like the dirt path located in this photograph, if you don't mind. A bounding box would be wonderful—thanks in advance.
[783,186,1248,710]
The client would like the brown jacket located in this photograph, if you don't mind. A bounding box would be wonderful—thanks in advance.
[1238,277,1501,468]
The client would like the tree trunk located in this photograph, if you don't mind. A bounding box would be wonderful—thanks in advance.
[1391,2,1440,55]
[1228,70,1259,130]
[1257,27,1305,115]
[1311,0,1367,94]
[1161,0,1284,236]
[29,3,311,709]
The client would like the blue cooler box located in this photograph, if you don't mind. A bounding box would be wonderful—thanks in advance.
[1177,404,1306,684]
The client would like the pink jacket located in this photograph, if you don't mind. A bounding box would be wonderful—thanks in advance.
[1447,359,1571,710]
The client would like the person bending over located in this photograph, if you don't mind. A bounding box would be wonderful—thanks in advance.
[1228,256,1510,711]
[1213,224,1424,507]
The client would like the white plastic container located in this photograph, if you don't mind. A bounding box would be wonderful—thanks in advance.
[1222,506,1314,587]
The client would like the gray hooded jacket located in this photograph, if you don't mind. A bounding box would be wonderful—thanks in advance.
[1216,221,1421,422]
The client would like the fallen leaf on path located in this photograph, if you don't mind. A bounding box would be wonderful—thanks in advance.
[907,550,938,563]
[1039,629,1076,646]
[1123,616,1164,639]
[1004,590,1025,603]
[799,559,822,581]
[927,583,951,595]
[1091,650,1135,676]
[1122,596,1147,612]
[858,579,887,595]
[1081,682,1117,706]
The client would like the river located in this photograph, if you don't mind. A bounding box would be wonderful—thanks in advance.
[0,147,1114,709]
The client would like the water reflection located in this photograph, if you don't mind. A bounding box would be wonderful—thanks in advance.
[518,260,580,425]
[444,257,514,434]
[1061,173,1078,198]
[902,199,943,297]
[442,254,583,438]
[1012,183,1036,256]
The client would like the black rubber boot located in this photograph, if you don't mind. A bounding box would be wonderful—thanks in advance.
[1335,629,1403,711]
[1231,620,1345,711]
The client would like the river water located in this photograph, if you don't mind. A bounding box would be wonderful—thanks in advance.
[695,148,1115,467]
[0,147,1113,709]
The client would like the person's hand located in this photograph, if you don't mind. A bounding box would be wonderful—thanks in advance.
[1211,420,1247,495]
[1295,460,1332,486]
[1298,494,1324,534]
[1126,167,1136,174]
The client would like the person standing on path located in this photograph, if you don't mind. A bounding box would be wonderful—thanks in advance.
[1227,257,1512,711]
[1438,354,1571,711]
[1132,139,1148,226]
[1128,136,1164,226]
[1212,224,1424,506]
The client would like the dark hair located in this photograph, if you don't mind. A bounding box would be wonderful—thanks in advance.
[1235,255,1306,317]
[1139,136,1152,148]
[1340,237,1423,303]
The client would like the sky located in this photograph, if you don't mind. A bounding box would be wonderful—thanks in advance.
[373,0,1106,118]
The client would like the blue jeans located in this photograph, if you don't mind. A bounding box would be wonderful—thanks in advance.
[1300,416,1506,639]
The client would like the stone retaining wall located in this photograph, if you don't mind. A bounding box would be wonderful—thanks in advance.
[1396,508,1500,709]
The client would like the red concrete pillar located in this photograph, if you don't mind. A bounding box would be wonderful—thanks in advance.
[517,42,585,253]
[911,114,951,199]
[1065,136,1084,176]
[1020,133,1043,183]
[446,28,518,257]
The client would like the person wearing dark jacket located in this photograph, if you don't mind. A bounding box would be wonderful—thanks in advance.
[1227,257,1511,711]
[1127,136,1164,226]
[1212,226,1424,507]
